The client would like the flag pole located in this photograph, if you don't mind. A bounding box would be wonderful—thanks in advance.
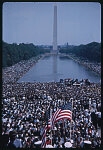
[70,98,73,141]
[63,119,65,135]
[51,107,52,145]
[72,98,74,139]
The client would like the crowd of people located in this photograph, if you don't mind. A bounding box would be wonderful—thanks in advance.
[2,54,101,148]
[2,78,101,148]
[66,54,101,75]
[81,62,101,75]
[2,55,42,84]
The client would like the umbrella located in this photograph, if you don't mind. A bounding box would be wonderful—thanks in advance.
[64,142,72,148]
[84,140,91,144]
[46,144,54,148]
[34,140,42,145]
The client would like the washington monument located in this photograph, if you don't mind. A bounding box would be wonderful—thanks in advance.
[53,4,57,52]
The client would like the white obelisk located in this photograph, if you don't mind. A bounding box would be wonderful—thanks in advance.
[53,4,57,51]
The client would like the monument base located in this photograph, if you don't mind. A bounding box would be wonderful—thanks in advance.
[51,50,58,55]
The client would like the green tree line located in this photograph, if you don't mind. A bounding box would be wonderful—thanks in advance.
[2,42,50,67]
[59,42,101,62]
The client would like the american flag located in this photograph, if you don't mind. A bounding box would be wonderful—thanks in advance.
[41,127,46,148]
[41,102,72,148]
[48,108,61,129]
[55,102,72,122]
[48,102,72,128]
[41,107,50,148]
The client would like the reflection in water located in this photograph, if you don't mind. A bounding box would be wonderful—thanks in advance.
[53,55,57,82]
[18,55,100,83]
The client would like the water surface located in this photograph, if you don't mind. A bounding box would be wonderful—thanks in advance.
[18,55,100,83]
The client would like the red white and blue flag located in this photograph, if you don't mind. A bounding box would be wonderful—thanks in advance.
[48,102,72,127]
[41,102,72,148]
[55,102,72,122]
[41,127,46,148]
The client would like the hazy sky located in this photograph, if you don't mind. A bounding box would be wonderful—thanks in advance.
[3,2,101,45]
